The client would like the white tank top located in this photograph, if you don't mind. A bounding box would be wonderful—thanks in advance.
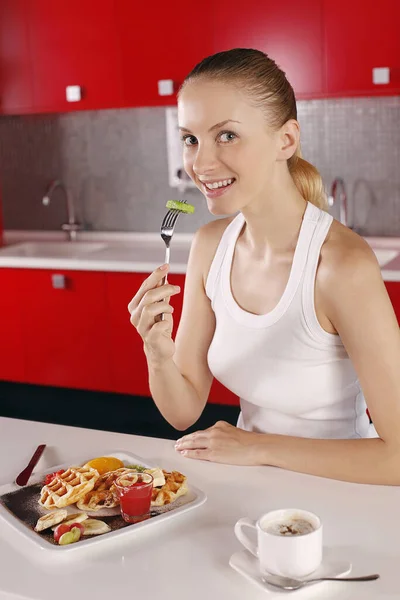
[206,202,378,439]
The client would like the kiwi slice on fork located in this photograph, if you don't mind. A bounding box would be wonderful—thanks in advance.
[166,200,195,214]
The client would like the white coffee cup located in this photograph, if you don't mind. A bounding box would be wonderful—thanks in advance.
[234,508,323,578]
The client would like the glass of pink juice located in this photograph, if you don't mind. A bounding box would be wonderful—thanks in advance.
[114,471,154,522]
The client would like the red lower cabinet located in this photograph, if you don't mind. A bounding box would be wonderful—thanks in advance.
[0,269,25,382]
[385,282,400,324]
[209,379,239,406]
[106,271,187,397]
[106,271,239,405]
[0,266,239,408]
[21,269,111,391]
[106,272,152,397]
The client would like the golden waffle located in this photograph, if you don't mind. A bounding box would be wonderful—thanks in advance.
[151,470,188,507]
[38,466,99,509]
[76,468,131,511]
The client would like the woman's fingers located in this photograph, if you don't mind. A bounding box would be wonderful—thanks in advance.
[138,283,180,310]
[127,264,170,314]
[136,301,174,337]
[128,268,180,330]
[146,319,173,341]
[175,433,209,450]
[179,449,211,461]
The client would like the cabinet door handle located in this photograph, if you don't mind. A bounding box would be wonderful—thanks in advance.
[51,274,67,289]
[157,79,174,96]
[66,85,82,102]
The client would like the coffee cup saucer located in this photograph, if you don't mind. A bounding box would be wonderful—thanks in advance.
[229,547,352,595]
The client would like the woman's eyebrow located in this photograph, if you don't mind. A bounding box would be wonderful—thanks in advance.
[179,119,241,133]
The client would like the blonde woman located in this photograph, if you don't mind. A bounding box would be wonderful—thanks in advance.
[128,49,400,485]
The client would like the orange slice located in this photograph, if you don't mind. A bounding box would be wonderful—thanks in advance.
[83,456,124,475]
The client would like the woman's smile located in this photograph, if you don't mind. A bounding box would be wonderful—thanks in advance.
[199,177,236,198]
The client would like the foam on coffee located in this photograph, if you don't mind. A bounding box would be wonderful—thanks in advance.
[262,516,316,536]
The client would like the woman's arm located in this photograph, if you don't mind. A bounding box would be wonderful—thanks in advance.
[147,231,214,430]
[148,218,231,430]
[176,236,400,485]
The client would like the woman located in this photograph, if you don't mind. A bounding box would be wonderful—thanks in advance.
[128,48,400,485]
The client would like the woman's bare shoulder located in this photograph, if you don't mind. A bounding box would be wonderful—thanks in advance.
[318,218,381,291]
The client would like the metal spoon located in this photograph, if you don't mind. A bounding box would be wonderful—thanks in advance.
[262,573,380,591]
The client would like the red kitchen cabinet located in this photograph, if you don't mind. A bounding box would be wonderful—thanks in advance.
[385,282,400,324]
[209,379,239,406]
[211,0,325,98]
[0,184,3,247]
[324,0,400,97]
[115,0,212,107]
[106,272,152,396]
[0,269,26,382]
[26,0,123,114]
[0,0,33,113]
[21,269,111,391]
[105,271,187,398]
[106,271,238,405]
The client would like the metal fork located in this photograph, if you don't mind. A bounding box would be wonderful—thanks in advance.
[158,199,188,319]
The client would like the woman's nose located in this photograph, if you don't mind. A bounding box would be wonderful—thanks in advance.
[192,145,219,176]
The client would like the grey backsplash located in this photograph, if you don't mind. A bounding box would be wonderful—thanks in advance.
[1,95,400,235]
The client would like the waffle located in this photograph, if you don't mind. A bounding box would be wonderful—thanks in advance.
[151,470,188,507]
[76,468,131,511]
[38,466,99,509]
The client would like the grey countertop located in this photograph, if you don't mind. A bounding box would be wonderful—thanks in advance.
[1,229,400,279]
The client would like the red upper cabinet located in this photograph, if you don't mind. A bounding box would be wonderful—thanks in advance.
[3,0,400,115]
[211,0,325,98]
[0,0,33,113]
[115,0,212,107]
[324,0,400,97]
[26,0,123,113]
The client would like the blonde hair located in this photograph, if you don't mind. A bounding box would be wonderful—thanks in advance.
[179,48,328,211]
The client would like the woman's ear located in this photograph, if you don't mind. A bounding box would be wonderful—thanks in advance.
[276,119,300,161]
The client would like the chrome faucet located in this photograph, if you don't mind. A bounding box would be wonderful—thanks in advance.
[42,180,82,241]
[328,177,349,227]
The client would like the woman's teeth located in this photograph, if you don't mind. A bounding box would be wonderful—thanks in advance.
[205,178,234,190]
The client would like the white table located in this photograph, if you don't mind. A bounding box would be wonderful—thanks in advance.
[0,417,399,600]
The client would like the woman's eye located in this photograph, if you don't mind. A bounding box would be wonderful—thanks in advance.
[181,135,198,146]
[219,131,237,143]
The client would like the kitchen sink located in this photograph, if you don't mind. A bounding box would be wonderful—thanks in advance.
[0,241,107,258]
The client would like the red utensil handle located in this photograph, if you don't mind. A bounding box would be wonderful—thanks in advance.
[15,444,46,486]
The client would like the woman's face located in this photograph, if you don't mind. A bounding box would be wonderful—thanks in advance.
[178,80,282,216]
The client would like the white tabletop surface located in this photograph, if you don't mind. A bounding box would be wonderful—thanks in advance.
[0,417,399,600]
